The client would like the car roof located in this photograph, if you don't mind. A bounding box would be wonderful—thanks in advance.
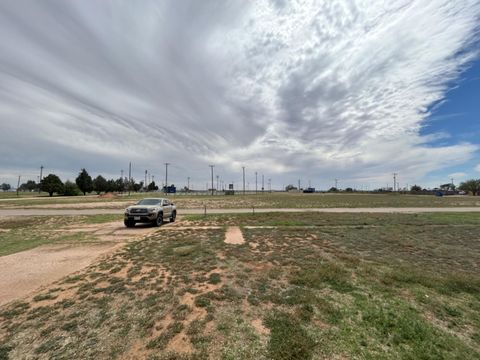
[140,198,166,201]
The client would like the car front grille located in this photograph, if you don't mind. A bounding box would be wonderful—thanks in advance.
[130,208,148,214]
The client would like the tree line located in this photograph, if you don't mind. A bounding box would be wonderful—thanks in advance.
[1,168,159,196]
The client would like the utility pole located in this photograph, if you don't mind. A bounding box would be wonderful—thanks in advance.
[242,166,245,195]
[216,175,219,191]
[268,178,271,192]
[298,179,301,191]
[121,169,124,180]
[255,172,258,194]
[164,163,170,193]
[393,173,398,192]
[128,162,132,195]
[38,165,44,193]
[17,175,21,197]
[262,174,264,193]
[209,165,214,196]
[144,170,147,189]
[335,179,338,189]
[187,177,190,192]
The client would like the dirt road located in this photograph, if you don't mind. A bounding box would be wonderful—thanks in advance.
[0,207,480,217]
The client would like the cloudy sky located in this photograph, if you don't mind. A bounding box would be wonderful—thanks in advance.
[0,0,479,190]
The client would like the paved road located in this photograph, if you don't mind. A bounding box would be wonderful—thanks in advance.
[1,207,479,217]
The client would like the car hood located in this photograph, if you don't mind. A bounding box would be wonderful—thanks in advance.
[127,204,159,210]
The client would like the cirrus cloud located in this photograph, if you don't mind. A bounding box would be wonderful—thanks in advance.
[0,0,479,189]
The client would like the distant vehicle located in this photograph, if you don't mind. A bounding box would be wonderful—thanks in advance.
[124,198,176,227]
[303,187,315,193]
[163,185,176,193]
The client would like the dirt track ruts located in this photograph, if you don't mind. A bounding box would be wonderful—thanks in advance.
[0,207,480,217]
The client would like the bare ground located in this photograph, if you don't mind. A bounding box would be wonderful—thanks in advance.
[0,221,158,306]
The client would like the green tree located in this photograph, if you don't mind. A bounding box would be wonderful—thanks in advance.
[410,184,422,192]
[63,181,80,196]
[147,181,158,191]
[75,168,93,195]
[40,174,64,197]
[285,184,297,191]
[1,183,11,191]
[19,180,38,192]
[458,179,480,196]
[92,175,108,194]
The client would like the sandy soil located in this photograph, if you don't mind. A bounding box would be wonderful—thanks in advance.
[0,244,120,306]
[0,221,159,306]
[224,226,245,244]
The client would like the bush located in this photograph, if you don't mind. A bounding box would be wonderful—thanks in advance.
[63,181,80,196]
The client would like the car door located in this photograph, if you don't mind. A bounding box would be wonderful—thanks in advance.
[162,199,171,218]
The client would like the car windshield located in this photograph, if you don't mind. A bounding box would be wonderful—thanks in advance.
[137,199,161,205]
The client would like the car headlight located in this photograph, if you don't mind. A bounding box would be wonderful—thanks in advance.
[124,208,130,214]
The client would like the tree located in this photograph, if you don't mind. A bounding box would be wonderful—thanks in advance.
[63,181,80,196]
[458,179,480,196]
[410,184,422,192]
[92,175,108,194]
[147,181,159,191]
[40,174,64,197]
[19,180,38,192]
[345,187,353,192]
[285,184,297,191]
[106,179,117,192]
[328,187,338,192]
[133,181,143,192]
[1,183,11,191]
[75,169,93,195]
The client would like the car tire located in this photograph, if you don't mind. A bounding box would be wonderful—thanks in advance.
[170,210,176,223]
[124,220,135,228]
[154,213,163,227]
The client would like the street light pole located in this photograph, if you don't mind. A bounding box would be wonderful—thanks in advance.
[209,165,214,196]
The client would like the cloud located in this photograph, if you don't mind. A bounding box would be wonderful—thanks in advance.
[0,0,479,189]
[475,164,480,173]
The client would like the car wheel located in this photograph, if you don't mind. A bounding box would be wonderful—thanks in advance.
[170,211,176,222]
[124,220,135,228]
[154,213,163,227]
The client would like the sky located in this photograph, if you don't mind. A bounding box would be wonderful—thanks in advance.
[0,0,479,190]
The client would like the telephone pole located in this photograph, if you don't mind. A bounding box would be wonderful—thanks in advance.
[216,175,219,191]
[144,170,147,189]
[393,173,398,192]
[268,178,271,192]
[298,179,301,191]
[38,165,44,193]
[187,177,190,192]
[17,175,21,197]
[128,162,132,195]
[255,172,258,194]
[262,174,264,193]
[164,163,170,193]
[242,166,245,195]
[209,165,214,195]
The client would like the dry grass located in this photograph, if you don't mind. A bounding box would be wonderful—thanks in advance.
[0,212,479,359]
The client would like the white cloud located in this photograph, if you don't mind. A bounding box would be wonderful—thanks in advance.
[475,164,480,173]
[0,0,479,188]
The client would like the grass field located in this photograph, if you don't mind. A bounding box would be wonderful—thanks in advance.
[0,212,479,359]
[0,215,122,256]
[0,192,479,210]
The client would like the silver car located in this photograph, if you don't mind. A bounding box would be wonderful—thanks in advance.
[124,198,176,227]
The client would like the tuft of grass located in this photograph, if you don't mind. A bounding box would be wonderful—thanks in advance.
[265,310,315,360]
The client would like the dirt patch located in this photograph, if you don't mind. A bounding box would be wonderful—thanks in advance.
[0,243,122,306]
[224,226,245,244]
